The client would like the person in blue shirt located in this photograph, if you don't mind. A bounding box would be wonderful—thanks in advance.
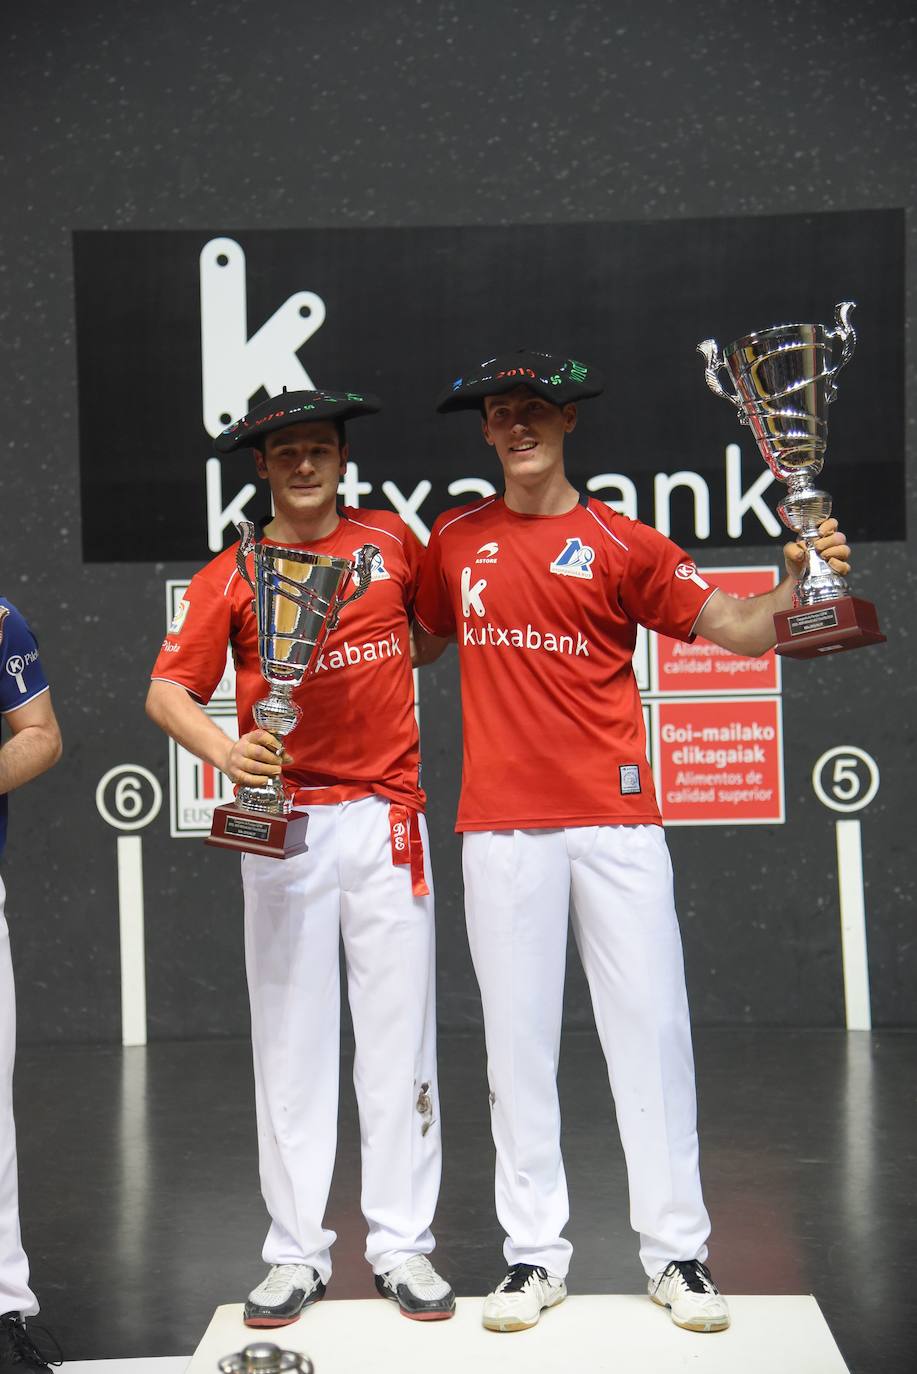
[0,601,62,1373]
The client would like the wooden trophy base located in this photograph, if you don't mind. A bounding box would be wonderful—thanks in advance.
[206,803,309,858]
[773,595,886,659]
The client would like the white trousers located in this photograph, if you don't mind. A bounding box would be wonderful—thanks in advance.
[0,874,37,1316]
[463,824,710,1279]
[241,796,441,1283]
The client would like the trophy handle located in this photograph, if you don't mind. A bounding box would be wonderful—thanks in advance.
[235,519,258,603]
[697,339,742,411]
[326,543,380,633]
[826,300,857,403]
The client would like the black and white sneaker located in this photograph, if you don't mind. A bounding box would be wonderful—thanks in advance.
[243,1263,326,1327]
[648,1259,730,1332]
[0,1311,61,1372]
[482,1263,567,1332]
[374,1255,455,1320]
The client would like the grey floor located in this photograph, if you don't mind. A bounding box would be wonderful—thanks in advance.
[15,1028,917,1373]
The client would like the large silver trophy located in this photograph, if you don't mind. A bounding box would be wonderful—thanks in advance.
[698,301,884,658]
[207,520,379,857]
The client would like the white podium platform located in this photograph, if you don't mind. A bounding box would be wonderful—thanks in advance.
[186,1294,851,1373]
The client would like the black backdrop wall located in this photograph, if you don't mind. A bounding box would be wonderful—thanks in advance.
[1,0,914,1043]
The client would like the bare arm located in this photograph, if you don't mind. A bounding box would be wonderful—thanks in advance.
[0,690,63,794]
[411,623,455,667]
[145,679,290,788]
[695,518,851,658]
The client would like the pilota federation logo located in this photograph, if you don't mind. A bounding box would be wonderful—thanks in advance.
[168,598,190,635]
[355,548,390,582]
[550,538,595,580]
[675,561,710,591]
[476,541,499,564]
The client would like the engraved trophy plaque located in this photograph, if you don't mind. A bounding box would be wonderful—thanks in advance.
[218,1342,314,1374]
[699,301,885,658]
[207,521,379,858]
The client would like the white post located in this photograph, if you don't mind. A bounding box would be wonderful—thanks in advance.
[117,835,148,1047]
[835,819,871,1031]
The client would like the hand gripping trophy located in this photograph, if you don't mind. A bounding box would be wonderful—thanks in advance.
[699,301,885,657]
[207,520,379,858]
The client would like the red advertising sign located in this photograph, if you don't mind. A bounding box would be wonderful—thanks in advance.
[654,567,780,693]
[654,697,784,825]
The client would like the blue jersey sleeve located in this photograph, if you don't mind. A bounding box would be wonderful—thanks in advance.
[0,599,51,714]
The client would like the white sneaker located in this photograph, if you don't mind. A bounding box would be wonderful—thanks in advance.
[648,1259,730,1332]
[244,1262,326,1327]
[482,1263,567,1332]
[375,1254,455,1320]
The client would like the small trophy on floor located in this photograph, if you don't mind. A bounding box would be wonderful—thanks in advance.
[207,520,379,858]
[219,1342,314,1373]
[698,302,885,658]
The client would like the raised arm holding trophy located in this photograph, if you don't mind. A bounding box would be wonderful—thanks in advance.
[699,300,885,658]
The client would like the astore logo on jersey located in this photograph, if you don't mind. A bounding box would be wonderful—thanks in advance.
[675,561,710,591]
[476,541,499,564]
[461,567,487,618]
[550,538,595,580]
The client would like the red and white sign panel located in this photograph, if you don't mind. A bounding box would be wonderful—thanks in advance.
[653,567,780,693]
[654,697,784,825]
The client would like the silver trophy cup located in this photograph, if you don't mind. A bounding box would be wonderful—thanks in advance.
[219,1342,314,1373]
[234,519,379,816]
[698,301,856,607]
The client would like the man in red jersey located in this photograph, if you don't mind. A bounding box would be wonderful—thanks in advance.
[146,390,454,1326]
[413,350,851,1335]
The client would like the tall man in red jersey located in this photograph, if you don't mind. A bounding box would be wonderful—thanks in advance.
[147,391,454,1326]
[413,351,851,1335]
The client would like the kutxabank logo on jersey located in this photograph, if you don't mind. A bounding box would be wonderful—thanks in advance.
[459,564,589,657]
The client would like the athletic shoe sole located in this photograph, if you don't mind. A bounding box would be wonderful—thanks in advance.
[375,1285,455,1321]
[397,1306,455,1321]
[649,1291,729,1332]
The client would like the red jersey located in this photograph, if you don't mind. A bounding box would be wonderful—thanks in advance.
[151,508,425,810]
[414,493,717,831]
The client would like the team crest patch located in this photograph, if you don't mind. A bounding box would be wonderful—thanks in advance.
[355,548,390,582]
[168,598,190,635]
[619,764,642,795]
[550,538,595,579]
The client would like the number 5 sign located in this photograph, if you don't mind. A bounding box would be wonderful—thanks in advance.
[96,765,163,1047]
[812,746,881,1030]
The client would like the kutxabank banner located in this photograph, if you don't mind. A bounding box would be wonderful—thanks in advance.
[73,210,905,563]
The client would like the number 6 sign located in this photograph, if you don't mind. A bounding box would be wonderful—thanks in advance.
[96,764,163,1047]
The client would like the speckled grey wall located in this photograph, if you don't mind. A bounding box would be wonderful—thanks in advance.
[1,0,914,1043]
